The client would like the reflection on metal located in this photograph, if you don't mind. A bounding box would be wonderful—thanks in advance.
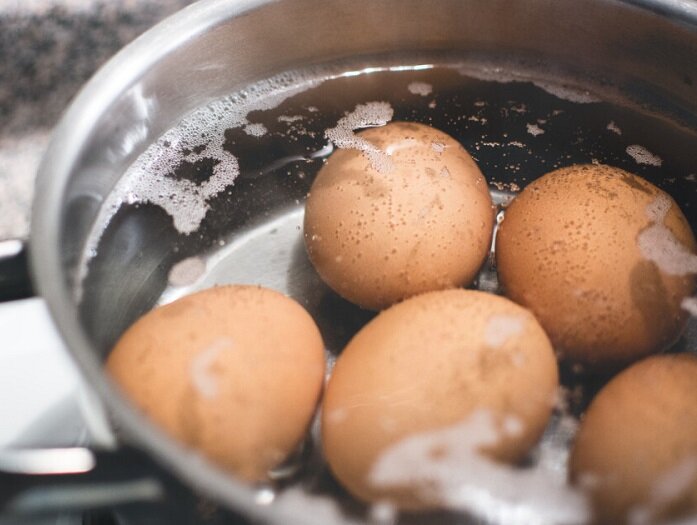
[0,240,23,260]
[6,478,163,514]
[0,447,95,475]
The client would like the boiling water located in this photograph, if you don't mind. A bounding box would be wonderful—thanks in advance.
[80,59,697,524]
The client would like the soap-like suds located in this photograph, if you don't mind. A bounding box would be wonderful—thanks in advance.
[370,410,589,525]
[638,195,697,276]
[607,121,622,135]
[626,145,662,167]
[243,123,268,137]
[526,123,545,137]
[190,338,232,399]
[407,82,433,96]
[485,314,526,348]
[681,297,697,317]
[324,101,394,173]
[168,256,206,287]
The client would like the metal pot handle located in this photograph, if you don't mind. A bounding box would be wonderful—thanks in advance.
[0,239,166,514]
[0,447,164,515]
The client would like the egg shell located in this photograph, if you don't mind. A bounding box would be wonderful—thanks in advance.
[321,289,559,508]
[496,164,696,369]
[304,121,494,310]
[569,354,697,524]
[106,285,325,482]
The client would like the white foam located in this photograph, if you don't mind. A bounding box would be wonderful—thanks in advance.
[629,457,697,525]
[369,411,589,525]
[645,193,672,223]
[324,101,394,173]
[652,456,697,508]
[626,145,663,167]
[369,502,398,524]
[485,314,526,348]
[407,82,433,97]
[607,121,622,135]
[456,64,600,104]
[243,123,268,137]
[681,297,697,317]
[637,226,697,275]
[638,195,697,276]
[431,141,446,153]
[273,487,362,525]
[76,71,322,300]
[532,82,600,104]
[526,123,545,137]
[168,256,206,287]
[190,338,233,399]
[278,115,305,123]
[502,416,524,437]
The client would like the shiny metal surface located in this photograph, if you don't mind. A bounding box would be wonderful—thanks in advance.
[30,0,697,523]
[0,448,95,475]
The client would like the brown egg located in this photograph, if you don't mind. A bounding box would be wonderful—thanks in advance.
[304,122,494,310]
[496,164,696,370]
[569,354,697,524]
[106,285,325,482]
[322,289,559,508]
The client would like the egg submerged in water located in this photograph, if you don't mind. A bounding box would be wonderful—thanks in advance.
[569,354,697,524]
[496,164,697,370]
[304,121,495,310]
[106,285,326,482]
[321,289,559,509]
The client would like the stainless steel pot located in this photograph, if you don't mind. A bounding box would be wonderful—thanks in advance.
[12,0,697,523]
